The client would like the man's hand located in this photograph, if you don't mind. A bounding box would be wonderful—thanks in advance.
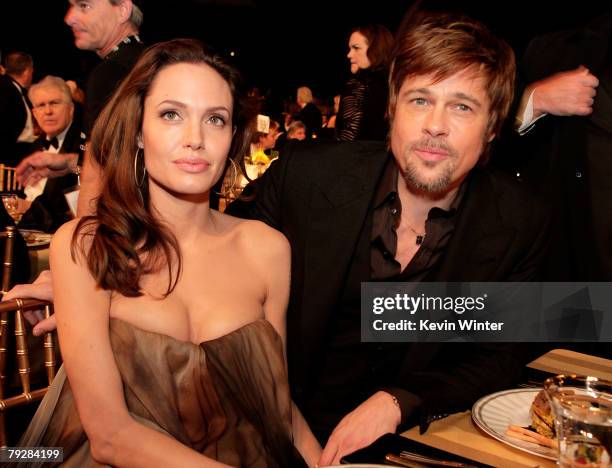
[531,66,599,118]
[2,270,56,336]
[15,152,78,186]
[318,391,401,466]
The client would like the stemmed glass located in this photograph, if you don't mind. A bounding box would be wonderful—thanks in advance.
[2,194,24,223]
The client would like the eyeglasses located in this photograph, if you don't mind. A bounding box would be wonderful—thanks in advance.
[32,99,68,111]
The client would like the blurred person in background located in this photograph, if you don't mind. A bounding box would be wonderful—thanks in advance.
[336,24,394,142]
[19,76,86,233]
[320,94,341,140]
[0,51,36,165]
[294,86,322,139]
[275,120,306,153]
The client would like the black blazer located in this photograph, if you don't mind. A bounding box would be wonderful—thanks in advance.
[506,14,612,280]
[228,140,550,427]
[0,75,28,165]
[295,103,322,139]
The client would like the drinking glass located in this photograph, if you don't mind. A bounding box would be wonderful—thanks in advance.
[545,374,612,467]
[1,194,23,223]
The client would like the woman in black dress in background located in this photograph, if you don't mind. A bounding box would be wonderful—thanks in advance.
[336,24,394,141]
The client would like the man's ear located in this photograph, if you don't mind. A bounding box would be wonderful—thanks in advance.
[118,0,133,24]
[487,126,497,143]
[486,112,498,143]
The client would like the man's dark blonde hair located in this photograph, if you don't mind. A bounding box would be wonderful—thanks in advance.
[109,0,143,28]
[388,12,515,139]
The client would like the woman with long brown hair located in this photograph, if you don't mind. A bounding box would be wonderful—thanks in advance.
[17,39,320,467]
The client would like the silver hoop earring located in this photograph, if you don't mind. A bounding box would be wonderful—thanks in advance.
[134,147,147,187]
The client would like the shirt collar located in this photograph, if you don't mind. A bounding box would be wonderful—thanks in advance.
[47,124,71,152]
[106,35,142,59]
[373,153,398,209]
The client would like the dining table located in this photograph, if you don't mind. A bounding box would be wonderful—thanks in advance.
[400,348,612,467]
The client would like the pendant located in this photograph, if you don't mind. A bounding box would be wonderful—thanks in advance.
[416,235,424,245]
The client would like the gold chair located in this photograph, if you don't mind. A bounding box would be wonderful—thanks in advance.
[0,226,17,295]
[0,299,55,447]
[0,165,22,193]
[0,226,56,446]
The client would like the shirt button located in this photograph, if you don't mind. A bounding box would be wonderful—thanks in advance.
[383,250,391,258]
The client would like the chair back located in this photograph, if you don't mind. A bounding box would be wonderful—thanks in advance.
[0,226,55,446]
[0,226,16,295]
[0,299,56,447]
[0,165,22,193]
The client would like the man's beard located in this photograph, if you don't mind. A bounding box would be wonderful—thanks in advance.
[400,138,458,196]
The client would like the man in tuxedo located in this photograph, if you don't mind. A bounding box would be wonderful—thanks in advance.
[228,11,549,464]
[18,76,86,233]
[0,51,35,165]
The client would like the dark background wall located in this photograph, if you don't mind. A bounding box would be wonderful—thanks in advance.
[1,1,610,103]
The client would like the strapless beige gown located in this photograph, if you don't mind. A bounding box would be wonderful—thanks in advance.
[13,318,306,468]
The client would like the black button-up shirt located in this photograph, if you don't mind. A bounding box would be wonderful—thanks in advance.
[369,157,465,425]
[371,158,463,281]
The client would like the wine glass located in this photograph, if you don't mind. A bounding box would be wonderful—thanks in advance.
[2,194,23,223]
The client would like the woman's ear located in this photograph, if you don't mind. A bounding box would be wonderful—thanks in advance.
[137,134,144,149]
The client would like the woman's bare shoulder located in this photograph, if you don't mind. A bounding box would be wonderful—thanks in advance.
[214,211,290,259]
[51,217,97,262]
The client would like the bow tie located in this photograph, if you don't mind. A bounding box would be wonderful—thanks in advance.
[42,137,59,150]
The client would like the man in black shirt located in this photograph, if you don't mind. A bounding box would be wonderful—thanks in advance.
[228,11,550,465]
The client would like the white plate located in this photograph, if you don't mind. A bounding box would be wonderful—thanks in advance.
[19,229,52,248]
[472,388,557,460]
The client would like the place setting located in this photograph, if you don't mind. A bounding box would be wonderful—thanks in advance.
[472,374,611,467]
